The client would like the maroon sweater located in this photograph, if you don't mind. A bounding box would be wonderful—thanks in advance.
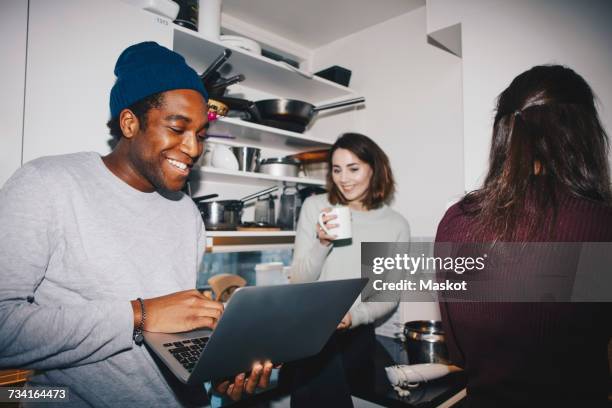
[435,191,612,407]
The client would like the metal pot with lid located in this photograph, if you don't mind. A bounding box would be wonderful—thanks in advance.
[397,320,450,365]
[258,157,301,177]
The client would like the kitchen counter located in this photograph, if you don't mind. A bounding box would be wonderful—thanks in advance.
[229,335,466,408]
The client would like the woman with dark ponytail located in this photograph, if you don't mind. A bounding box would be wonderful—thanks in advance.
[435,65,612,407]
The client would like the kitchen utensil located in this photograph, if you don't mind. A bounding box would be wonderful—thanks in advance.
[277,184,301,230]
[301,162,329,179]
[173,0,198,31]
[220,35,262,54]
[192,193,219,202]
[208,74,246,98]
[258,157,300,177]
[252,97,365,133]
[196,186,279,230]
[318,206,352,240]
[238,186,278,203]
[214,96,366,133]
[398,320,450,365]
[200,49,232,86]
[230,146,261,172]
[254,194,275,225]
[199,200,243,230]
[209,143,239,171]
[288,149,330,164]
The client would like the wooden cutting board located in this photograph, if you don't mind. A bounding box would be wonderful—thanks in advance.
[236,226,281,231]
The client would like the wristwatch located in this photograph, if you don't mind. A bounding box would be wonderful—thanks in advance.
[133,297,146,345]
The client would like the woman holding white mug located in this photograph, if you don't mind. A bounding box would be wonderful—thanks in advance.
[285,133,410,407]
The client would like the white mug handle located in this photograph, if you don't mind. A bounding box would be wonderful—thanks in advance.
[318,211,332,235]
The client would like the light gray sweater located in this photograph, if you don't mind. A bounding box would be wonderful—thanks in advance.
[290,194,410,328]
[0,152,206,407]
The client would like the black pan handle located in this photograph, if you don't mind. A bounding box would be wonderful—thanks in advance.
[215,96,262,123]
[192,193,219,203]
[200,49,232,82]
[313,97,365,112]
[209,74,245,90]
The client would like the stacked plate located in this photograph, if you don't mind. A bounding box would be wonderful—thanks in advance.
[220,35,262,55]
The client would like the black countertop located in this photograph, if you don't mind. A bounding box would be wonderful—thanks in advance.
[231,335,466,408]
[353,335,466,408]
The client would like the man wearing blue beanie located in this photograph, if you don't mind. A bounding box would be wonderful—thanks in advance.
[0,42,271,406]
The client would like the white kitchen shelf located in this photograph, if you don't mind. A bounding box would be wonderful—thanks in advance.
[172,26,355,104]
[193,166,326,187]
[208,117,332,151]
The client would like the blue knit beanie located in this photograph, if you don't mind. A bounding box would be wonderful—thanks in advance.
[109,41,208,118]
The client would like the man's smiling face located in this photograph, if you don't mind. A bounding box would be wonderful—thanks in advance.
[127,89,208,192]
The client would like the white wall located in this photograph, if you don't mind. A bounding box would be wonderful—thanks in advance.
[22,0,173,164]
[428,0,612,191]
[311,7,464,323]
[311,7,464,238]
[0,0,28,186]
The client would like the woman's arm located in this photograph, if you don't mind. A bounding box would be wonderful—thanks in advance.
[350,216,411,328]
[289,196,332,283]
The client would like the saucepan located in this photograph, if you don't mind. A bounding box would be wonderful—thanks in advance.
[215,96,366,133]
[192,186,278,230]
[395,320,450,365]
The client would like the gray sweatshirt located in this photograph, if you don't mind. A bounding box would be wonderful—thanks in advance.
[0,152,206,407]
[290,194,410,328]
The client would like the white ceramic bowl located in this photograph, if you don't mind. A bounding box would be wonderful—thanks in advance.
[210,143,239,171]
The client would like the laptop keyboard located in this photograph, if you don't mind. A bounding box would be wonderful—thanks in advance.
[163,336,209,372]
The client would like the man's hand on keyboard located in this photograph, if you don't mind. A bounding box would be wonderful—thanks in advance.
[132,289,224,333]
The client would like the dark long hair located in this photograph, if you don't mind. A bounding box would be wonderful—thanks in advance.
[327,133,395,210]
[461,65,611,240]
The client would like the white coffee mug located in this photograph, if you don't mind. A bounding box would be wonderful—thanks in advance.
[318,206,352,240]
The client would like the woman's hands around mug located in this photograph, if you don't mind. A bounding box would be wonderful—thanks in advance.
[317,207,338,246]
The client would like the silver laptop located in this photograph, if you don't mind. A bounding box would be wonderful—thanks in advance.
[144,278,368,384]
